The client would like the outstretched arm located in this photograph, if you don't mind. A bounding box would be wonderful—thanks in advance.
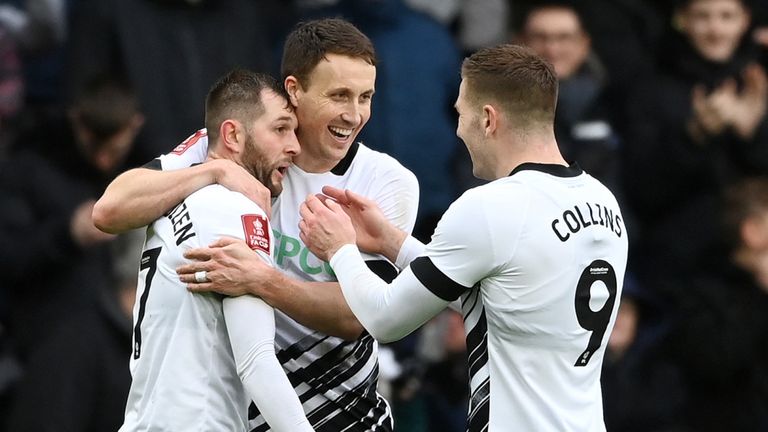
[178,237,364,340]
[93,159,271,234]
[330,245,451,343]
[223,295,313,431]
[313,186,424,269]
[299,192,447,342]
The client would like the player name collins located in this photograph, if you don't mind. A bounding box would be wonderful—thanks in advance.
[551,202,623,242]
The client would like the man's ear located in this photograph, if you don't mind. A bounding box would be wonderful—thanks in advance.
[219,119,243,154]
[284,76,302,107]
[483,104,499,137]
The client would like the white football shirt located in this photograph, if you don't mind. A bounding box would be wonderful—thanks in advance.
[330,162,629,432]
[155,130,419,431]
[120,183,310,432]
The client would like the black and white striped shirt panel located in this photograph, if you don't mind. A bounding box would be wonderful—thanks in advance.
[411,256,489,432]
[248,324,391,432]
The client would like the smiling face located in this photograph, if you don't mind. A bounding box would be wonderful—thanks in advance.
[287,53,376,172]
[677,0,751,63]
[240,89,300,196]
[455,79,493,180]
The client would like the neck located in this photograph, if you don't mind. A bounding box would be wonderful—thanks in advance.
[294,152,338,173]
[207,146,234,163]
[492,129,567,179]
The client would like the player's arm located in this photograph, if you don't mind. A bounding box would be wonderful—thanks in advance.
[179,165,419,339]
[330,245,454,342]
[223,295,313,432]
[179,237,364,340]
[313,187,463,316]
[298,194,446,341]
[237,265,365,340]
[93,162,220,233]
[372,164,419,233]
[358,163,419,269]
[94,159,271,234]
[300,191,494,341]
[189,189,313,431]
[316,186,422,266]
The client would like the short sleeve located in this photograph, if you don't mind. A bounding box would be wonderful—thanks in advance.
[420,187,526,290]
[362,158,419,264]
[185,185,272,264]
[157,129,211,171]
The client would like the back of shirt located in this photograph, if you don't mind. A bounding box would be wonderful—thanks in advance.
[426,163,628,431]
[120,185,272,431]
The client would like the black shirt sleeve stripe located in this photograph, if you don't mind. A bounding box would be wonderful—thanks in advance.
[365,259,398,283]
[410,256,468,302]
[142,158,162,170]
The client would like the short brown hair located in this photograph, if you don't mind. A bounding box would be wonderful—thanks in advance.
[71,74,140,148]
[461,44,558,127]
[204,69,288,145]
[281,18,377,88]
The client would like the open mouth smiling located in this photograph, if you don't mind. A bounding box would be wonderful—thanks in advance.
[329,126,354,140]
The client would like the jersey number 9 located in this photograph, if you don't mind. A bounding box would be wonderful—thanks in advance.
[573,260,617,367]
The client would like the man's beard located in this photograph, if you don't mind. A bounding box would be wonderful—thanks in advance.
[242,133,280,197]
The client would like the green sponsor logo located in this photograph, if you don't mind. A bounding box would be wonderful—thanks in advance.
[273,229,335,276]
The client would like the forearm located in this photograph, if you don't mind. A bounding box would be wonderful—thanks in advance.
[223,296,312,432]
[93,164,219,233]
[330,244,448,343]
[393,235,425,270]
[254,267,364,340]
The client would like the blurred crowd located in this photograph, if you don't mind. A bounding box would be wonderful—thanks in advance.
[1,0,768,431]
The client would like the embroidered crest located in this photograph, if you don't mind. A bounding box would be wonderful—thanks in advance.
[241,214,270,254]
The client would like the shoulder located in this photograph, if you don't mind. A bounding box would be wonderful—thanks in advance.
[355,144,416,177]
[457,178,531,207]
[439,184,497,228]
[184,184,271,249]
[158,129,210,170]
[186,184,267,218]
[440,179,537,234]
[354,143,418,186]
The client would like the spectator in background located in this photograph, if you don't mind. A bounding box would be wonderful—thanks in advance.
[511,0,664,135]
[624,0,768,283]
[0,24,24,158]
[663,177,768,431]
[0,0,66,57]
[519,1,623,195]
[0,75,143,361]
[404,0,510,54]
[6,229,144,432]
[66,0,293,164]
[0,0,67,106]
[0,0,74,155]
